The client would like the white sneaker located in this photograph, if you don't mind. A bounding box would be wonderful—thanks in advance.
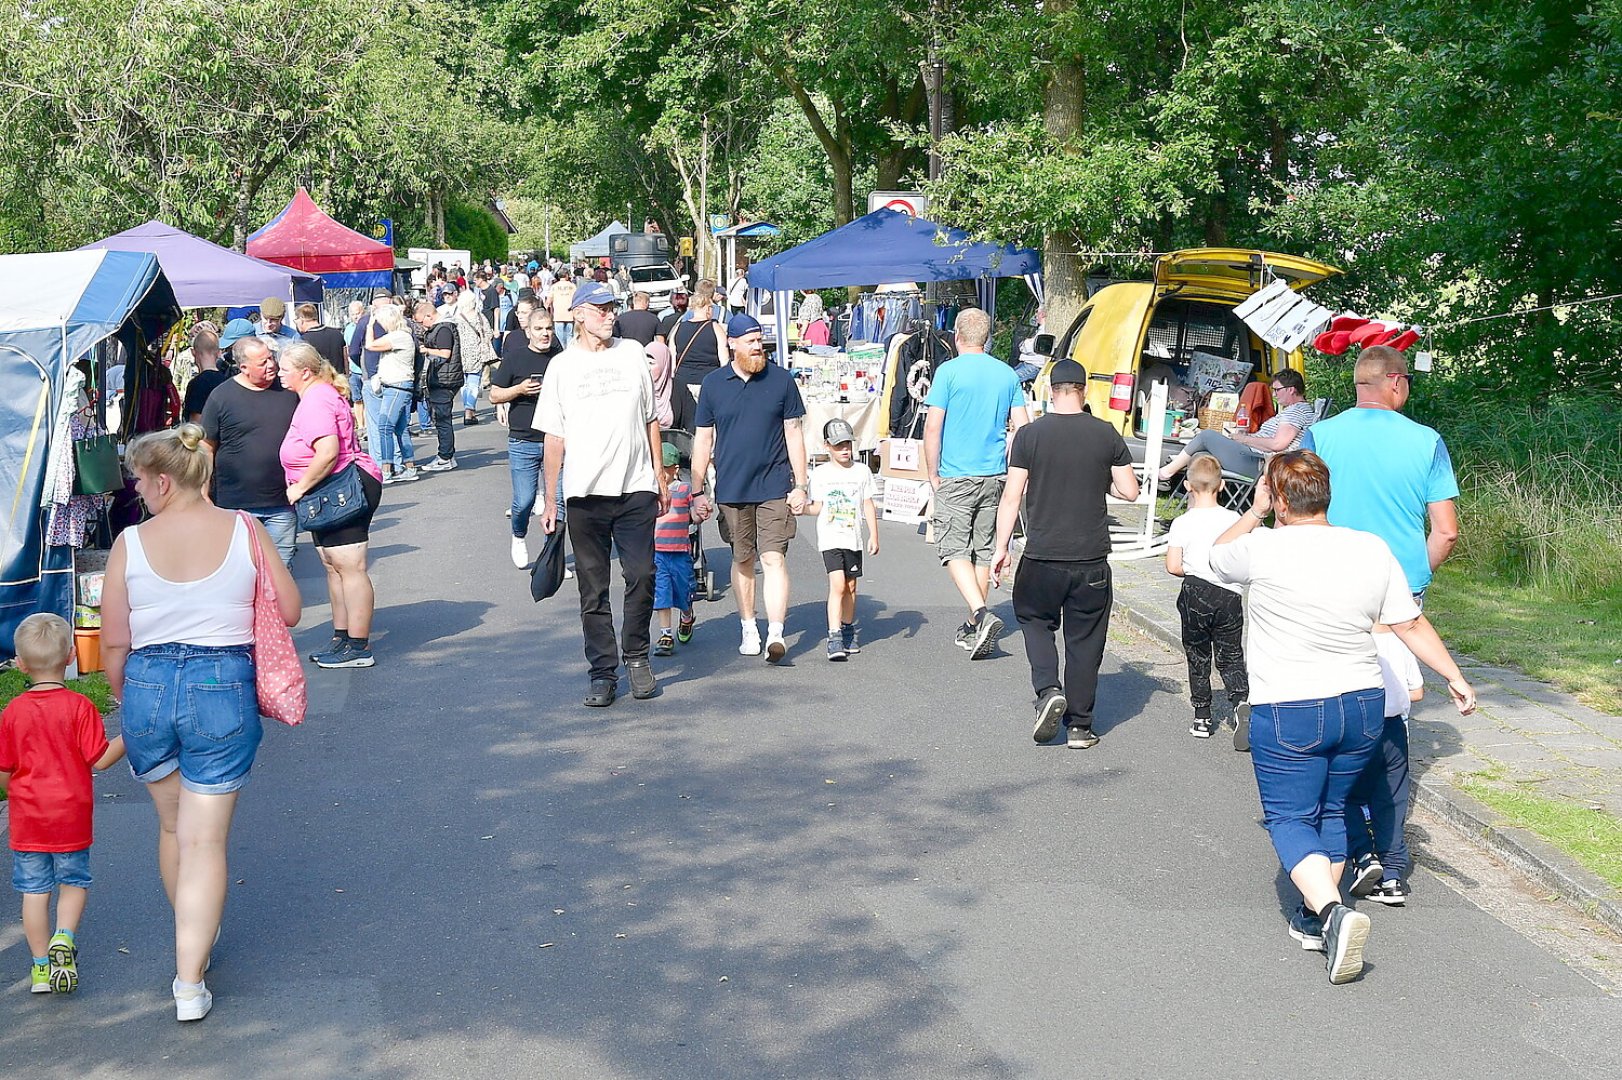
[764,632,787,664]
[174,978,213,1022]
[421,457,457,473]
[739,623,761,656]
[511,537,528,568]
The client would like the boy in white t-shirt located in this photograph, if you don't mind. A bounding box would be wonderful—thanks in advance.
[803,419,878,661]
[1165,455,1250,743]
[1344,625,1424,905]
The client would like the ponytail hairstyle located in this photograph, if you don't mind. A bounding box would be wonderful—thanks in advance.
[126,422,212,493]
[280,341,349,401]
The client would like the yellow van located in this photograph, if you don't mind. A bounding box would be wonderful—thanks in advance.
[1037,248,1341,439]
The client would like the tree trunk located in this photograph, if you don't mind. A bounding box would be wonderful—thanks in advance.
[1042,0,1088,335]
[433,189,446,246]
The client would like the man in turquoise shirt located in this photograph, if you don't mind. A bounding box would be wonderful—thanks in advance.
[1299,345,1460,598]
[924,308,1030,658]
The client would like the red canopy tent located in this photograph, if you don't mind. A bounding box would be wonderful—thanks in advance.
[246,188,393,289]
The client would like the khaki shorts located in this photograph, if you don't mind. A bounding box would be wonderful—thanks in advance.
[720,500,796,563]
[932,475,1004,564]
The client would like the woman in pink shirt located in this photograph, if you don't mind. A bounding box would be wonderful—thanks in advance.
[277,343,384,670]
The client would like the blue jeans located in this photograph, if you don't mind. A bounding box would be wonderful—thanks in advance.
[416,398,430,430]
[121,643,262,795]
[243,506,296,566]
[555,322,574,347]
[13,849,92,893]
[360,377,384,465]
[462,371,482,412]
[1346,716,1413,880]
[378,386,416,469]
[508,438,563,538]
[1250,687,1384,871]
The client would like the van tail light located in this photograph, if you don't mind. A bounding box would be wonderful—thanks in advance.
[1108,372,1135,412]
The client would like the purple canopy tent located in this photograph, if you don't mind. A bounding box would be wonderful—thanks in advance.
[81,220,323,309]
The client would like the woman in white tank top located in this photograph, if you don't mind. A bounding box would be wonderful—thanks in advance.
[99,424,301,1022]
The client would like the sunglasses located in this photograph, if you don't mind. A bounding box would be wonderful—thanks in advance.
[1386,372,1414,386]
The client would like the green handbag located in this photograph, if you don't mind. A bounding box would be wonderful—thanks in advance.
[72,434,122,495]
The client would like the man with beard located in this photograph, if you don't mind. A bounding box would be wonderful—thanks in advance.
[536,283,668,707]
[690,315,808,663]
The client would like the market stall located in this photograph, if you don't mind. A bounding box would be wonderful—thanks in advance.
[0,249,179,659]
[569,220,631,263]
[82,220,323,308]
[247,188,393,297]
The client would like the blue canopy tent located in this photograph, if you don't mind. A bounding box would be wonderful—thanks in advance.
[747,209,1042,357]
[0,250,179,658]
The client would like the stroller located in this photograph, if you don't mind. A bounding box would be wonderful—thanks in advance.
[662,426,720,603]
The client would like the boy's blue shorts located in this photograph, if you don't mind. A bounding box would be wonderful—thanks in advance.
[12,849,92,894]
[654,549,693,611]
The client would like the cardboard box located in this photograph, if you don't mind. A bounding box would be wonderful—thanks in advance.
[880,438,927,481]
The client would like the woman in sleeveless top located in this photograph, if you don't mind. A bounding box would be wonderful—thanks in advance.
[99,424,301,1022]
[670,278,728,387]
[278,344,383,669]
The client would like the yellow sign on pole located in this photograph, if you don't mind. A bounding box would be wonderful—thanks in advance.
[679,236,695,258]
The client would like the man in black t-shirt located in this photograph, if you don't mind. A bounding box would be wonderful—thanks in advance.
[489,308,561,568]
[181,328,230,422]
[415,301,461,471]
[614,291,660,346]
[296,303,348,375]
[990,359,1138,748]
[200,336,300,566]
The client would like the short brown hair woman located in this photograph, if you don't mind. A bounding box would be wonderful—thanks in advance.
[1208,450,1476,985]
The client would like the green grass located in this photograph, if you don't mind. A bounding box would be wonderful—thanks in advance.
[1423,562,1622,715]
[1460,769,1622,893]
[0,670,115,804]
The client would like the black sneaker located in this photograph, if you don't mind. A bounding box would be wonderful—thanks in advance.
[627,660,657,700]
[315,641,375,669]
[1233,703,1251,753]
[954,621,975,651]
[1190,716,1215,738]
[827,633,848,662]
[970,611,1004,660]
[584,678,617,707]
[841,622,860,655]
[1066,724,1100,750]
[1322,903,1371,984]
[1349,853,1384,897]
[1288,904,1325,952]
[1033,690,1067,743]
[654,632,675,657]
[1366,879,1410,906]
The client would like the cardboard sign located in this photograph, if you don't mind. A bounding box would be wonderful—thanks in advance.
[881,438,926,480]
[882,477,932,522]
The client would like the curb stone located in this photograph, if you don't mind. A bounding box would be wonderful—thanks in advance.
[1109,592,1622,938]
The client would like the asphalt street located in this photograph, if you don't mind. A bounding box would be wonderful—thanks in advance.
[3,416,1619,1079]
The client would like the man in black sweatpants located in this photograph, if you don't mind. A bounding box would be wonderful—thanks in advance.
[991,359,1139,748]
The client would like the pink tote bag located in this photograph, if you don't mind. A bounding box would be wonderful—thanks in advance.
[238,512,307,725]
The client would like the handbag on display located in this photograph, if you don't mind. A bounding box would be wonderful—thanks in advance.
[238,511,307,726]
[295,462,368,533]
[72,434,122,495]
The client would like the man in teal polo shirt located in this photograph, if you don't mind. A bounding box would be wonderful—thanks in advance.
[923,308,1030,659]
[1299,344,1460,600]
[691,314,809,663]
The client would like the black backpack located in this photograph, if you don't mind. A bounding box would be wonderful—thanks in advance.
[427,320,464,388]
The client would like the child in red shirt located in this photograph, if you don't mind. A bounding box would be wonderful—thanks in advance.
[0,613,124,995]
[652,444,696,656]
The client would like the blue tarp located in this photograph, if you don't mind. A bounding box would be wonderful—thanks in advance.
[748,209,1040,292]
[0,250,179,658]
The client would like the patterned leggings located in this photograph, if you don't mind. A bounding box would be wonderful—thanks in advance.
[1176,576,1249,717]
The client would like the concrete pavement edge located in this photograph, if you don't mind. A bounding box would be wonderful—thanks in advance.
[1108,592,1622,938]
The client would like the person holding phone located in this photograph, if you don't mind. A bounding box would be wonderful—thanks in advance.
[491,307,562,568]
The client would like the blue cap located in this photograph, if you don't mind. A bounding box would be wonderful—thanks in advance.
[569,281,619,309]
[726,313,762,338]
[218,318,258,350]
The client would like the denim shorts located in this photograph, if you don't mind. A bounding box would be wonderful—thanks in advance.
[13,849,92,894]
[121,643,263,795]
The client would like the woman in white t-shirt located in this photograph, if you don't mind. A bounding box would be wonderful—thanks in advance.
[1208,450,1475,986]
[364,303,419,482]
[100,425,301,1021]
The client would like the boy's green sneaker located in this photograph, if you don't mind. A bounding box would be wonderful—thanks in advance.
[47,933,77,993]
[31,962,51,994]
[677,612,695,644]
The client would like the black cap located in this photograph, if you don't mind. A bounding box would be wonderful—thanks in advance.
[1048,358,1086,385]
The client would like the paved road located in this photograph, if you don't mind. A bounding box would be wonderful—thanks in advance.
[3,419,1619,1078]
